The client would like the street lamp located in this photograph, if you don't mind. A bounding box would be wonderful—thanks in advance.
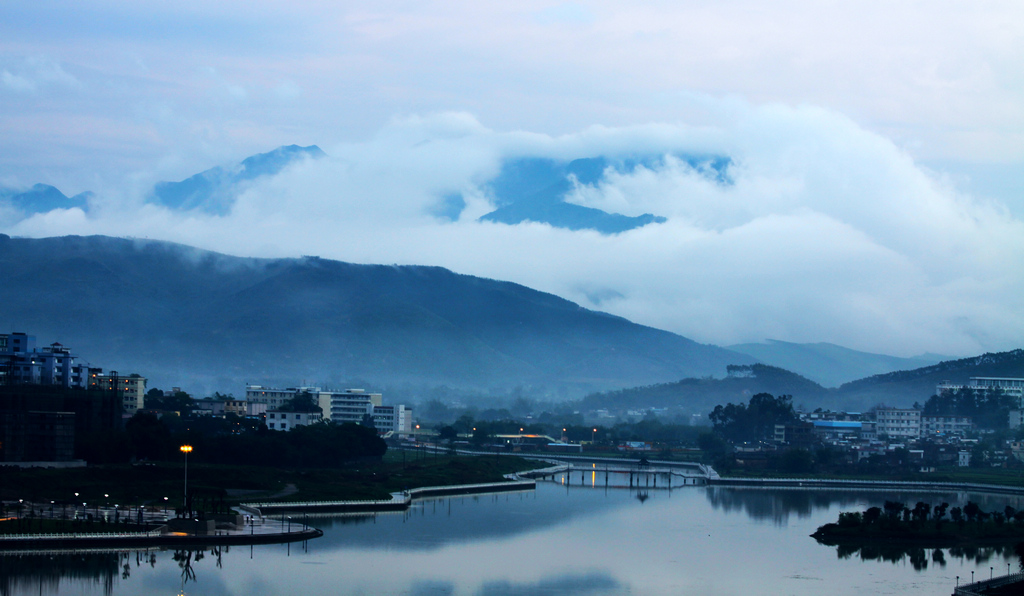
[592,428,597,443]
[180,445,193,516]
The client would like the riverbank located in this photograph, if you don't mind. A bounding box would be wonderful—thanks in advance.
[710,476,1024,496]
[0,457,557,549]
[0,517,321,550]
[0,452,537,507]
[240,475,545,515]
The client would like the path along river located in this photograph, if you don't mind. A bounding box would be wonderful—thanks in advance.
[3,471,1024,595]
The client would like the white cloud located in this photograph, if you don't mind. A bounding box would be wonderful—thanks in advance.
[0,56,80,93]
[6,106,1024,358]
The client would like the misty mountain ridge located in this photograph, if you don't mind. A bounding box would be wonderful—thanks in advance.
[0,234,754,396]
[582,363,831,415]
[834,349,1024,407]
[149,144,327,214]
[726,339,947,388]
[5,145,732,236]
[463,154,730,234]
[583,349,1024,413]
[0,184,92,215]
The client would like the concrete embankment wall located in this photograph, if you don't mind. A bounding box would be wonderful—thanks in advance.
[0,527,322,549]
[710,477,1024,496]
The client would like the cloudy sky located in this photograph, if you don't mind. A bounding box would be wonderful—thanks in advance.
[2,1,1023,358]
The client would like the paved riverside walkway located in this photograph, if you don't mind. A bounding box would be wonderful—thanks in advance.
[953,571,1024,595]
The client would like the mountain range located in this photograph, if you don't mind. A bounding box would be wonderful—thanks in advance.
[726,339,946,387]
[1,233,1018,409]
[0,234,753,397]
[2,144,729,235]
[582,350,1024,413]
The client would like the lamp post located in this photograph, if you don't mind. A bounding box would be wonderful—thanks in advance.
[592,428,597,443]
[180,445,193,517]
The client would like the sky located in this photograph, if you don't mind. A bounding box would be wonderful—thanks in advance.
[1,1,1023,358]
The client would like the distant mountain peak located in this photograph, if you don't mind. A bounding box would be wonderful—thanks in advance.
[150,144,326,215]
[440,154,729,235]
[0,183,90,215]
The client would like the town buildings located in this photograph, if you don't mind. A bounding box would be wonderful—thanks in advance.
[88,371,147,416]
[937,377,1024,406]
[1,332,145,415]
[0,333,90,389]
[246,385,413,433]
[267,410,323,431]
[874,408,922,439]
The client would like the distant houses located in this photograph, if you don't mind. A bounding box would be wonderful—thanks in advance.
[0,331,136,464]
[246,385,413,434]
[0,332,147,415]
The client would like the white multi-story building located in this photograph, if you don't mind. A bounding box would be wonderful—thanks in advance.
[936,377,1024,429]
[266,410,323,431]
[246,385,322,409]
[920,415,973,436]
[245,385,412,433]
[371,404,412,434]
[322,388,382,424]
[875,408,922,439]
[937,378,1024,405]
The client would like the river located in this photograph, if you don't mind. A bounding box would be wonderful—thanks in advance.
[3,475,1023,595]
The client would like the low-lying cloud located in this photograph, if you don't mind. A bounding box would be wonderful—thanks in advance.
[6,104,1023,358]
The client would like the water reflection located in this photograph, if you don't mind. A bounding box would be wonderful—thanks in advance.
[704,487,1024,526]
[305,490,626,551]
[7,484,1024,595]
[476,571,622,596]
[830,543,1018,572]
[0,551,123,596]
[0,547,223,596]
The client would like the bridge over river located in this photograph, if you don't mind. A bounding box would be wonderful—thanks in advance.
[518,455,716,489]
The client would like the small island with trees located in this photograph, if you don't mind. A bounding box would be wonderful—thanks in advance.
[813,500,1024,548]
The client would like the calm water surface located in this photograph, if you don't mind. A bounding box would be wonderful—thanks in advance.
[4,478,1023,596]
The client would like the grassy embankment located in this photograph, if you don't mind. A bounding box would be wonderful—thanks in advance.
[0,451,538,513]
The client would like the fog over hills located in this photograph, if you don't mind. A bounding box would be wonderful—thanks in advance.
[726,339,946,388]
[582,349,1024,413]
[0,234,754,396]
[834,349,1024,408]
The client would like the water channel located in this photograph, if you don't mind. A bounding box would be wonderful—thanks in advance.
[3,473,1023,595]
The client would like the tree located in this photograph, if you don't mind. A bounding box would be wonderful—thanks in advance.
[438,425,458,443]
[709,393,797,443]
[278,391,322,413]
[779,448,813,473]
[963,501,983,522]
